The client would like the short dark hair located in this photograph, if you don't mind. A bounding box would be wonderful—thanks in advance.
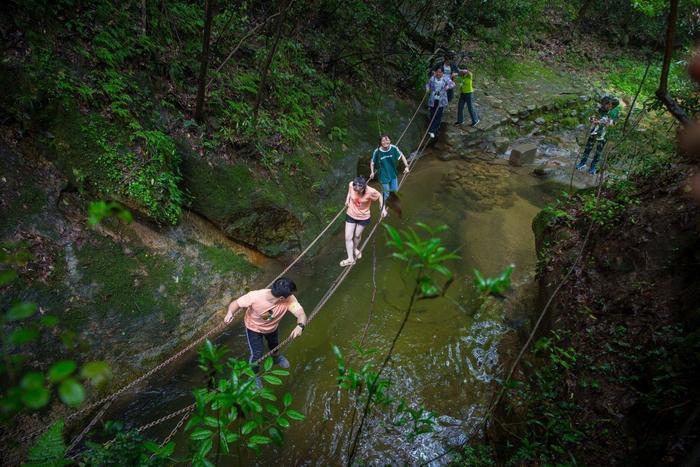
[378,134,391,144]
[352,175,367,191]
[271,277,297,298]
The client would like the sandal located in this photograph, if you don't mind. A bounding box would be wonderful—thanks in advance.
[339,258,355,267]
[354,249,362,260]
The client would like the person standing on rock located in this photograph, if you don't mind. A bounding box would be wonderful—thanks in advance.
[455,67,480,127]
[576,95,621,175]
[440,53,460,103]
[370,134,410,206]
[223,277,307,388]
[426,66,455,139]
[340,176,383,267]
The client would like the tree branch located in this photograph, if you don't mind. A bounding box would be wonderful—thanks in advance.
[656,0,691,127]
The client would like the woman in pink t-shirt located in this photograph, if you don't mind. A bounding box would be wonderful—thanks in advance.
[340,176,384,267]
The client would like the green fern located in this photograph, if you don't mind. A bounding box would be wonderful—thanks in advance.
[27,421,69,466]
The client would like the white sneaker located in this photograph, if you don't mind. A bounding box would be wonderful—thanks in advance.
[429,132,435,138]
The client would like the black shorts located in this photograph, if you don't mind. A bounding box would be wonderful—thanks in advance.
[345,214,371,226]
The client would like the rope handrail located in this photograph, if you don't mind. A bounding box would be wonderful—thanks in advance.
[120,99,438,446]
[28,81,434,457]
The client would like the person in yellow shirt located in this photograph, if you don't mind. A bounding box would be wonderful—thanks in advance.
[455,68,480,127]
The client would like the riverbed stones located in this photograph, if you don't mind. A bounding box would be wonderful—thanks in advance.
[494,136,510,153]
[509,142,538,166]
[535,117,546,125]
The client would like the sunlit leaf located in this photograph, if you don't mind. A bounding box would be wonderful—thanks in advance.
[190,428,213,440]
[58,378,85,406]
[49,361,77,383]
[80,361,111,386]
[286,409,305,421]
[241,420,257,435]
[262,375,282,385]
[276,417,290,428]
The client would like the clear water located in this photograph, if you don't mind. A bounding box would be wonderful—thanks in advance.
[103,151,557,465]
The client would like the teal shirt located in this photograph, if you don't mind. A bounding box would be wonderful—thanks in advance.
[371,145,402,183]
[605,105,621,121]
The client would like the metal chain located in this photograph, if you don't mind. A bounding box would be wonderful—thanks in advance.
[64,399,113,456]
[137,403,197,435]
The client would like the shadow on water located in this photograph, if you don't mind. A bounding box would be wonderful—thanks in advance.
[102,133,564,464]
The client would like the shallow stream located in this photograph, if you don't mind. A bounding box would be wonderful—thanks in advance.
[103,141,560,464]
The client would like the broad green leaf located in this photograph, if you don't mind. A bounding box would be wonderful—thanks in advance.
[49,360,77,383]
[265,404,280,416]
[263,356,273,371]
[283,392,292,407]
[269,427,283,444]
[80,361,111,385]
[224,432,240,443]
[197,437,213,458]
[159,442,175,458]
[286,409,305,421]
[190,428,213,440]
[0,270,17,286]
[276,417,290,428]
[204,416,219,428]
[40,314,59,327]
[22,386,50,409]
[249,435,271,445]
[21,372,45,389]
[9,327,39,345]
[270,369,289,376]
[58,378,85,406]
[262,375,282,385]
[6,302,37,321]
[220,430,230,454]
[241,420,257,435]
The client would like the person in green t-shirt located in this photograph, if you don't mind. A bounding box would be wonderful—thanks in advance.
[455,68,480,127]
[576,95,621,175]
[370,134,410,214]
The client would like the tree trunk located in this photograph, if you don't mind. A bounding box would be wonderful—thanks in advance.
[656,0,691,127]
[251,0,292,128]
[194,0,216,123]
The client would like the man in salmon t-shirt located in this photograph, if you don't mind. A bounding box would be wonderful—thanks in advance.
[340,175,383,267]
[223,277,307,388]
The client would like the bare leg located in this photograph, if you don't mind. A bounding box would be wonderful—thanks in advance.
[343,222,356,263]
[353,224,366,259]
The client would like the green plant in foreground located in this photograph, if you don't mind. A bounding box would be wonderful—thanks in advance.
[384,223,460,298]
[341,223,456,464]
[0,244,111,422]
[473,264,515,296]
[186,339,304,466]
[79,421,173,466]
[332,344,436,443]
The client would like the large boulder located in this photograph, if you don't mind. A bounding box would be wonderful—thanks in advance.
[509,142,538,166]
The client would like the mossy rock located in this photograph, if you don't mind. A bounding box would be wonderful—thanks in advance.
[180,148,302,257]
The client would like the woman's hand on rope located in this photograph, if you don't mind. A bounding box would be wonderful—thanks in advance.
[403,166,410,174]
[290,325,303,339]
[223,311,234,324]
